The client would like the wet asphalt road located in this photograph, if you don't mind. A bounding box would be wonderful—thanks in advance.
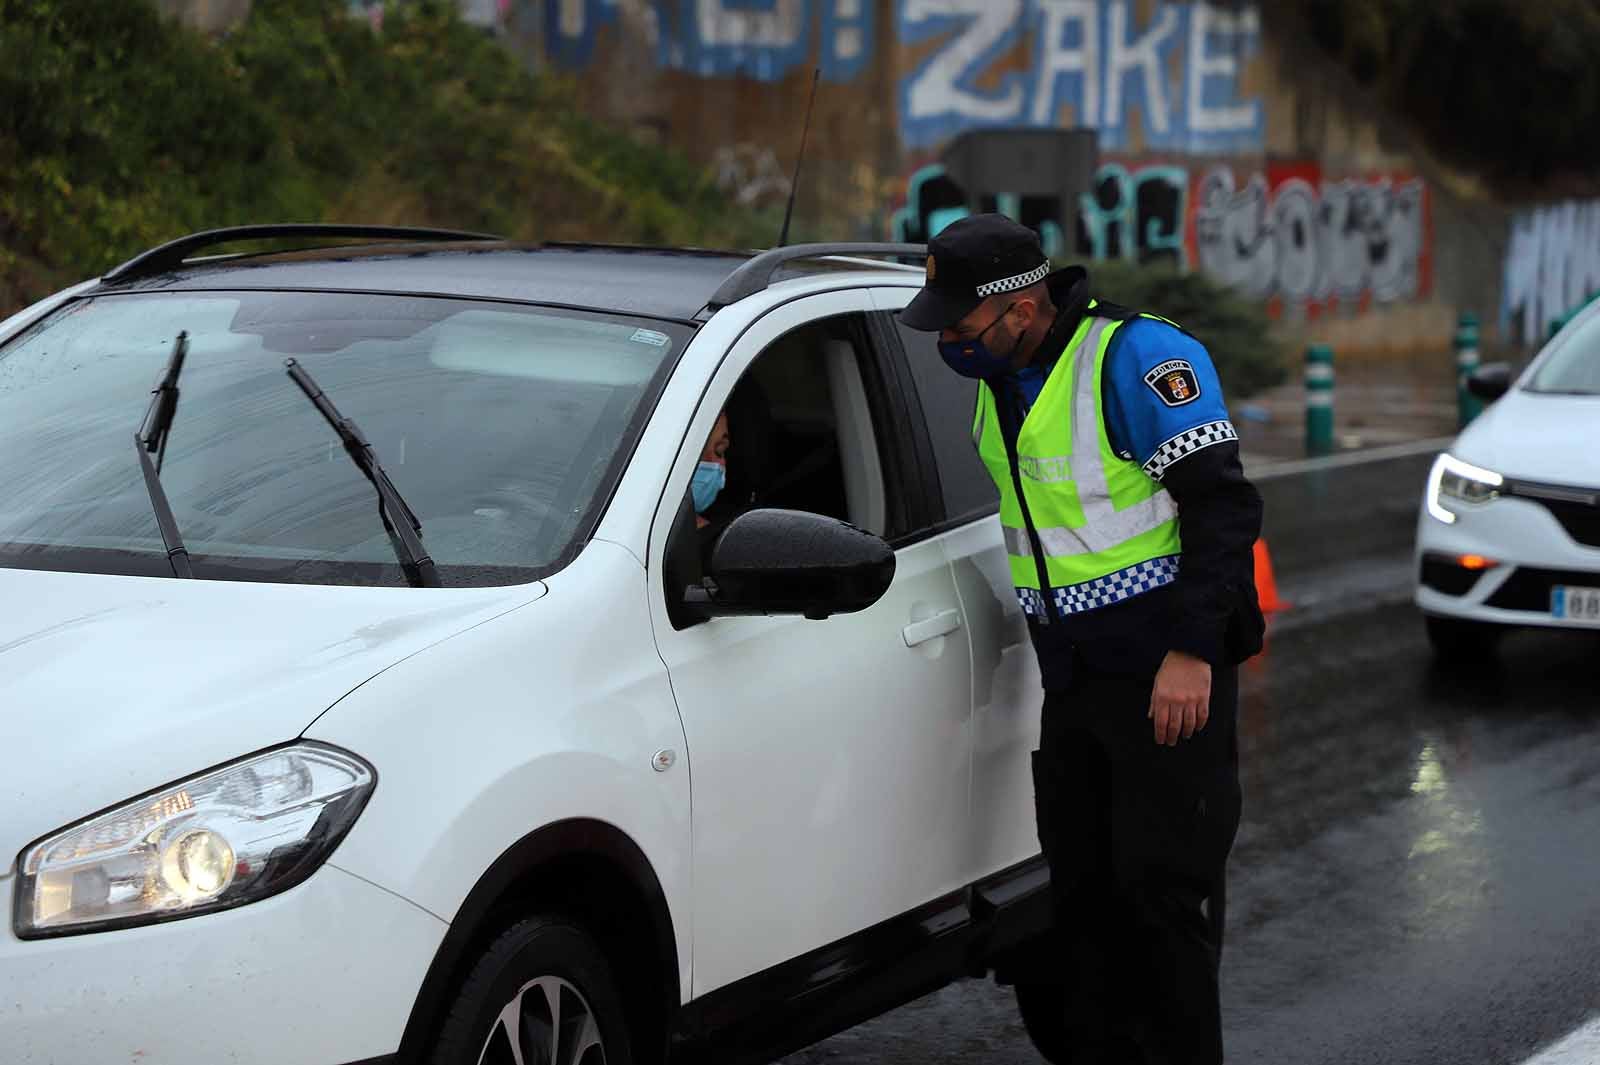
[780,451,1600,1065]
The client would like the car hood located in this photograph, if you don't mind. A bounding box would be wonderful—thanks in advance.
[0,567,542,868]
[1455,389,1600,487]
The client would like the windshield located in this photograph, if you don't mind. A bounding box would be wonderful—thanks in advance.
[1528,308,1600,394]
[0,291,687,586]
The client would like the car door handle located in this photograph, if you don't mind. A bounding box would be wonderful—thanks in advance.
[902,609,962,648]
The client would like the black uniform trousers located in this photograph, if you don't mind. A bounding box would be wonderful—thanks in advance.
[1032,650,1241,1065]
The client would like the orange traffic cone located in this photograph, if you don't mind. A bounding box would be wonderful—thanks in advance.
[1253,538,1290,612]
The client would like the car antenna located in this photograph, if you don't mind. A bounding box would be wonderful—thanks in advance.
[776,67,820,248]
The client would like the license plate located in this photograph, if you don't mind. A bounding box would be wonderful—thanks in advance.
[1552,585,1600,623]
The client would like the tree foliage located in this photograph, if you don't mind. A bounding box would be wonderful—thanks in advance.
[0,0,771,314]
[1084,259,1289,399]
[1296,0,1600,191]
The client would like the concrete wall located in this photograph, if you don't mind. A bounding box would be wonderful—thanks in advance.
[511,0,1533,356]
[163,0,1587,357]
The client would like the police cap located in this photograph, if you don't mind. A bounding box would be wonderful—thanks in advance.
[900,213,1050,332]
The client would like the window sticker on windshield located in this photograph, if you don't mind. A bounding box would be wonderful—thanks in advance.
[629,328,670,348]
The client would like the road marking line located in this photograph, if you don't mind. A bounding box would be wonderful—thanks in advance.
[1521,1017,1600,1064]
[1247,436,1455,480]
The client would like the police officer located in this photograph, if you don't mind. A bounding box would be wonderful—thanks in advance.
[900,215,1264,1065]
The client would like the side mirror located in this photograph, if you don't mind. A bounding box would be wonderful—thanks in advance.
[1466,362,1513,402]
[684,508,896,621]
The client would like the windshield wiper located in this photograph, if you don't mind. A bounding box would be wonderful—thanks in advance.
[283,358,440,588]
[134,331,194,578]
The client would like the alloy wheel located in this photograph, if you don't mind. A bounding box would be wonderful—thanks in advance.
[478,974,607,1065]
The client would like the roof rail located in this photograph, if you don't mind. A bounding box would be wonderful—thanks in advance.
[101,224,505,285]
[704,243,927,311]
[539,240,745,258]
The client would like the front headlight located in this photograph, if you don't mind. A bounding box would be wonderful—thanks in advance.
[14,743,374,938]
[1427,453,1504,524]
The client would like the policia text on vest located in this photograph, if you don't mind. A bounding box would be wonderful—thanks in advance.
[900,213,1265,1065]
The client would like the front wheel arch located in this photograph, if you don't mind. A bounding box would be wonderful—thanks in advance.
[396,819,682,1065]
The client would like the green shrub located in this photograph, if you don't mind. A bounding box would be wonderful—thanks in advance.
[0,0,770,315]
[1074,258,1290,399]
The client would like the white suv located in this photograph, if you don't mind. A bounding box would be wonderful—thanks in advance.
[0,227,1051,1065]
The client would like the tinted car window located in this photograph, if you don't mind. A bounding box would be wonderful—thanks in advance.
[0,291,687,586]
[892,317,999,522]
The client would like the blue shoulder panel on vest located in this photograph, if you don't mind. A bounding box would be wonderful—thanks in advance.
[1102,318,1237,480]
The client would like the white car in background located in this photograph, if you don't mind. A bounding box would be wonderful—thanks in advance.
[0,226,1064,1065]
[1416,300,1600,657]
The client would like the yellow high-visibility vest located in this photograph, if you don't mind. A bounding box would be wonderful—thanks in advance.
[972,307,1183,620]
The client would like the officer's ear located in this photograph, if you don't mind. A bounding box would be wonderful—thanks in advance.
[1011,295,1039,331]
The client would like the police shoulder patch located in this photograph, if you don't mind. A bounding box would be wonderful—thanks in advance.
[1142,359,1202,407]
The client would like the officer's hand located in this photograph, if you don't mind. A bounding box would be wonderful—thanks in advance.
[1148,651,1212,746]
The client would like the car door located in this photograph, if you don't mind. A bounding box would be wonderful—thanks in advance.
[872,288,1044,885]
[647,291,975,997]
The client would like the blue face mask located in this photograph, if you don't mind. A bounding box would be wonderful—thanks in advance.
[691,461,726,514]
[938,302,1021,380]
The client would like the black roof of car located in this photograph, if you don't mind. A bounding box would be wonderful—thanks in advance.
[93,238,924,323]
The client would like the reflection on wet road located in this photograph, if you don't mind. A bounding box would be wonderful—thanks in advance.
[781,598,1600,1065]
[1227,601,1600,1065]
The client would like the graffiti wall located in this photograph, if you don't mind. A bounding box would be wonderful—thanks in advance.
[539,1,1260,154]
[894,160,1432,315]
[545,0,875,83]
[533,1,1445,319]
[897,0,1261,152]
[711,142,794,207]
[1502,202,1600,345]
[172,0,1521,349]
[1080,160,1189,266]
[1194,164,1429,313]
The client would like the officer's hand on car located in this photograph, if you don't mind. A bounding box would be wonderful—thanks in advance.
[1149,650,1212,746]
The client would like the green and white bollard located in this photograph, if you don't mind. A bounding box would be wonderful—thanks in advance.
[1455,312,1483,427]
[1305,344,1334,456]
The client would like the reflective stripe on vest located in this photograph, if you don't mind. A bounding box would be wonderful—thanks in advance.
[1001,317,1177,555]
[974,310,1183,617]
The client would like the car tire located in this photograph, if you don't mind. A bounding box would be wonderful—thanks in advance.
[1013,977,1073,1065]
[429,916,634,1065]
[1424,615,1504,660]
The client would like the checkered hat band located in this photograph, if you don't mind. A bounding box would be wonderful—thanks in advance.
[975,261,1049,297]
[1013,555,1181,619]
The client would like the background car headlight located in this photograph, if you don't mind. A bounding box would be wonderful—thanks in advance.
[14,743,374,938]
[1427,453,1504,524]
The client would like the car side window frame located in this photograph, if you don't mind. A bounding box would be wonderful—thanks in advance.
[854,312,945,546]
[842,312,942,546]
[661,304,931,629]
[868,303,1001,537]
